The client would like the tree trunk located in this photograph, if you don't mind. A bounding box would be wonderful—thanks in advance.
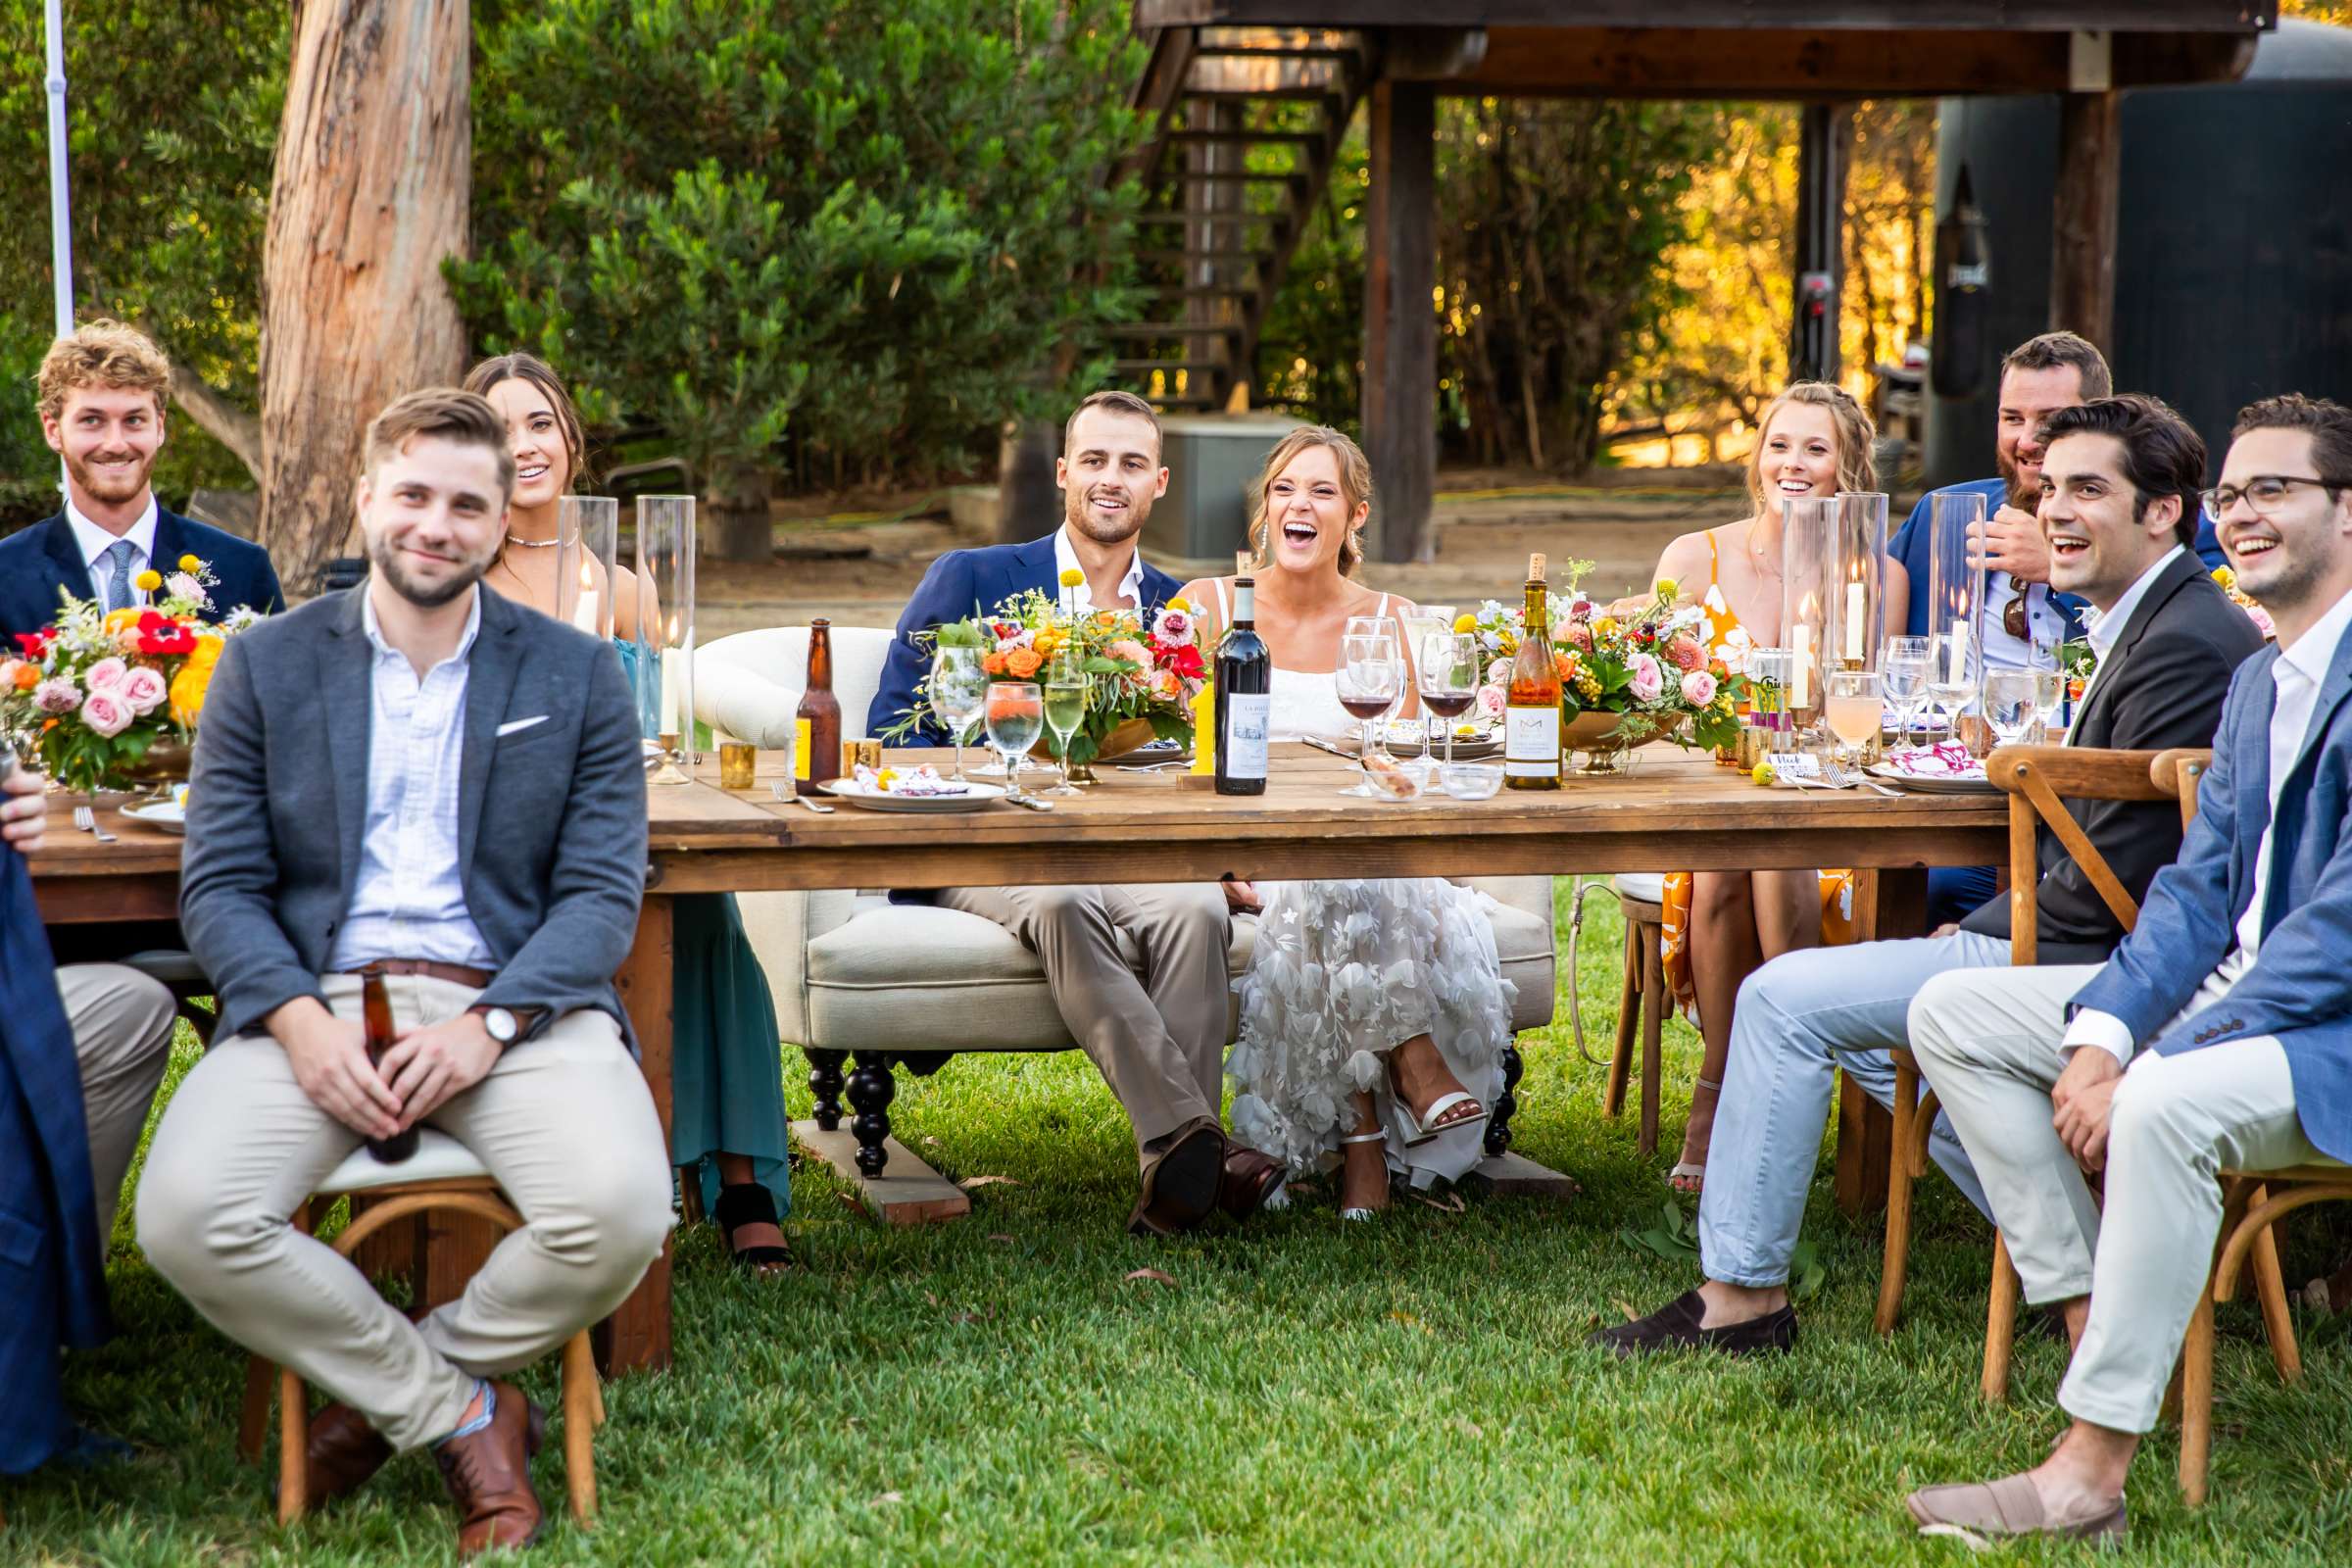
[260,1,470,597]
[708,458,775,564]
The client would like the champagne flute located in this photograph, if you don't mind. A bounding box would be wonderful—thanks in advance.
[928,645,988,782]
[1824,668,1884,773]
[985,681,1044,804]
[1418,631,1478,775]
[1984,668,2039,750]
[1881,634,1931,748]
[2033,665,2067,741]
[1042,660,1088,796]
[1928,628,1975,742]
[1334,632,1400,799]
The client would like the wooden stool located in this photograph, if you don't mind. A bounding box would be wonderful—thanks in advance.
[236,1130,605,1528]
[1600,876,1668,1155]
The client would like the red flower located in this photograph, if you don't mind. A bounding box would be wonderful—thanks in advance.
[16,630,53,659]
[1157,643,1207,682]
[136,623,198,657]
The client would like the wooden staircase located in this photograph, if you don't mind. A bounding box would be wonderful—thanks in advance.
[1114,24,1372,413]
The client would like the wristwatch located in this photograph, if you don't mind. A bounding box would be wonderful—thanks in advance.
[472,1005,522,1046]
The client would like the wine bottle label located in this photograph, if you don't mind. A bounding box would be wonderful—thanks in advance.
[1222,694,1270,779]
[1504,706,1562,777]
[795,717,811,780]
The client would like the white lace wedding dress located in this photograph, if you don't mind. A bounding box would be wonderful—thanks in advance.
[1213,585,1516,1190]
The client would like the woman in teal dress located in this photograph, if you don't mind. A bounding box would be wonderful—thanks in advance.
[466,353,794,1275]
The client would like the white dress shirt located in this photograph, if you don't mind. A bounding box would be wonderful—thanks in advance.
[2066,581,2352,1061]
[2064,546,2184,734]
[67,496,160,610]
[324,590,497,972]
[1053,524,1144,613]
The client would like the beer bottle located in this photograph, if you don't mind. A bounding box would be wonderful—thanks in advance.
[363,970,418,1164]
[796,617,844,796]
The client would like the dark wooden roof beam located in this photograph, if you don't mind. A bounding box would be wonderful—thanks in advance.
[1138,2,2272,32]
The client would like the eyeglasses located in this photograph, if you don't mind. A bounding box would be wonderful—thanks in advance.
[2201,475,2348,519]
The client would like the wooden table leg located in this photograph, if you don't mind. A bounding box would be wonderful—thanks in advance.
[599,893,675,1375]
[1831,868,1929,1216]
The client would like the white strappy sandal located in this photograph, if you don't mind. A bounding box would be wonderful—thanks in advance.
[1395,1090,1489,1149]
[1338,1130,1390,1221]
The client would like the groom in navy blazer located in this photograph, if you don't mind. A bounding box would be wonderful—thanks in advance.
[1903,393,2352,1541]
[0,320,283,650]
[864,392,1283,1239]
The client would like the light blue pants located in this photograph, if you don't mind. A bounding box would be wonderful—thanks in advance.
[1697,933,2007,1289]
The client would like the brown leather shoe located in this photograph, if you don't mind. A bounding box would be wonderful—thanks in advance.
[303,1402,393,1505]
[1217,1144,1286,1221]
[432,1381,545,1557]
[1128,1118,1225,1237]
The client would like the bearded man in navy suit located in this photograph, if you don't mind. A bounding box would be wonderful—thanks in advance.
[0,320,284,650]
[868,392,1283,1238]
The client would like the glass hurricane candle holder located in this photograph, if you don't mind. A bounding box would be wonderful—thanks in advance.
[635,495,697,785]
[553,496,620,642]
[1828,491,1889,675]
[1779,498,1838,739]
[1925,489,1989,739]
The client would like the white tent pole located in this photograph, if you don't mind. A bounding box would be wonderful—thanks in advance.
[45,0,74,338]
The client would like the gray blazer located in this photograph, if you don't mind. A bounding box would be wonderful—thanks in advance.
[180,584,648,1048]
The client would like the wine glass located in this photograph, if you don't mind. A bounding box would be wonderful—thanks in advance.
[1400,604,1456,768]
[928,645,988,782]
[1927,628,1976,742]
[1334,633,1400,798]
[1042,660,1088,796]
[1984,668,2039,751]
[1418,631,1478,774]
[1824,668,1884,773]
[1881,634,1931,748]
[984,682,1044,804]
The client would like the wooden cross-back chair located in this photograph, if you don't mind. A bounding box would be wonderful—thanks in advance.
[1874,747,2299,1443]
[2152,747,2352,1505]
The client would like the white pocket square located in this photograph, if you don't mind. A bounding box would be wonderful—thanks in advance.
[496,714,550,738]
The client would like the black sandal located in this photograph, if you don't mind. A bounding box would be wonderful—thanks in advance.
[712,1184,793,1275]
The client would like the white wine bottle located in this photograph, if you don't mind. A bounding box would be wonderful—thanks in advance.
[1504,553,1562,791]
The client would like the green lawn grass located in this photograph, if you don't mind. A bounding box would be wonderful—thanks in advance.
[11,887,2352,1564]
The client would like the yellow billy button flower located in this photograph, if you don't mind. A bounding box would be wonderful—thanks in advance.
[134,568,163,592]
[1164,596,1190,613]
[1751,761,1777,786]
[1453,612,1476,634]
[1057,567,1084,588]
[177,554,201,573]
[1654,576,1680,601]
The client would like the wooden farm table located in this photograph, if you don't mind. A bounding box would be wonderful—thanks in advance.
[27,745,2008,1373]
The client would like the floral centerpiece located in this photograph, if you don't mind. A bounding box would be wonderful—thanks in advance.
[882,569,1205,769]
[0,557,257,794]
[1456,562,1751,759]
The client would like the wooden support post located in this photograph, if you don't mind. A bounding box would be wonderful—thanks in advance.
[2050,89,2122,354]
[1788,102,1848,386]
[1361,77,1437,566]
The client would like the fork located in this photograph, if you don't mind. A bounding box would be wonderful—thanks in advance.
[771,782,835,814]
[73,804,118,843]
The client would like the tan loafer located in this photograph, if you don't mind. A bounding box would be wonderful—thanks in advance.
[1905,1472,2125,1545]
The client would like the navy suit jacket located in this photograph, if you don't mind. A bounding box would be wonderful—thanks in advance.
[867,532,1183,744]
[0,507,286,650]
[0,850,110,1475]
[2073,620,2352,1161]
[1887,479,2226,642]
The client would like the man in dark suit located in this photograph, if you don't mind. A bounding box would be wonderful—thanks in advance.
[0,320,283,650]
[1600,395,2264,1359]
[867,391,1282,1238]
[135,389,669,1557]
[1905,394,2352,1542]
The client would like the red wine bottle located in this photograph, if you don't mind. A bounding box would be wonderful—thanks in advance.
[1215,551,1271,796]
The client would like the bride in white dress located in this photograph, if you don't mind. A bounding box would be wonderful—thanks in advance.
[1180,426,1516,1219]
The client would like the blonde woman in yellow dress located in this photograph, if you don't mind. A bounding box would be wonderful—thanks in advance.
[1635,383,1906,1191]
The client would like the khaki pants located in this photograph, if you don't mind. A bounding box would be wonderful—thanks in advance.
[58,963,178,1241]
[939,883,1229,1160]
[1910,964,2345,1433]
[136,974,673,1450]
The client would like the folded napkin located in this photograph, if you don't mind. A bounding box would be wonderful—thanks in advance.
[851,763,969,797]
[1881,742,1987,781]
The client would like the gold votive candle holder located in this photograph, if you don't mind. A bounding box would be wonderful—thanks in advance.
[717,739,758,791]
[842,738,882,775]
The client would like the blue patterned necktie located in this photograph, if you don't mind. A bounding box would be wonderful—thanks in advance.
[102,539,139,612]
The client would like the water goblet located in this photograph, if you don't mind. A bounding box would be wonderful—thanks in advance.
[1824,668,1884,773]
[984,682,1045,804]
[1881,634,1931,747]
[1983,667,2039,751]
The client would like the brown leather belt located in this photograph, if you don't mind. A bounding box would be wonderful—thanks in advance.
[341,958,494,989]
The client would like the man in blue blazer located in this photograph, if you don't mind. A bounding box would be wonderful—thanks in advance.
[1904,393,2352,1543]
[866,391,1283,1238]
[0,320,284,651]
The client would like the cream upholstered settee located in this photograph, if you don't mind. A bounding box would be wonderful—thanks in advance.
[695,626,1558,1181]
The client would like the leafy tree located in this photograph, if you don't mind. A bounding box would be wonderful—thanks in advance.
[455,0,1152,559]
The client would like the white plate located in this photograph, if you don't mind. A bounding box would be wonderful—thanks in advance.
[1866,762,1996,795]
[121,800,186,834]
[818,779,1006,813]
[1380,724,1501,760]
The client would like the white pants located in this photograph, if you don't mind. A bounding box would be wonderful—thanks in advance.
[137,974,674,1449]
[1910,964,2344,1433]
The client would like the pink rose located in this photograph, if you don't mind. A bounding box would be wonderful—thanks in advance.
[2246,603,2276,640]
[1106,638,1152,669]
[1665,635,1705,673]
[1564,621,1594,653]
[1152,607,1193,643]
[118,665,169,714]
[1474,684,1507,721]
[1681,669,1718,707]
[80,691,132,737]
[167,572,207,606]
[84,657,129,694]
[33,677,80,714]
[1486,657,1511,687]
[1628,654,1664,704]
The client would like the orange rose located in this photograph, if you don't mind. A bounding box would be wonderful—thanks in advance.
[1004,648,1045,679]
[11,662,35,691]
[980,650,1007,676]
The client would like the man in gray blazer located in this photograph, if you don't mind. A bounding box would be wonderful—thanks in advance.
[137,389,670,1558]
